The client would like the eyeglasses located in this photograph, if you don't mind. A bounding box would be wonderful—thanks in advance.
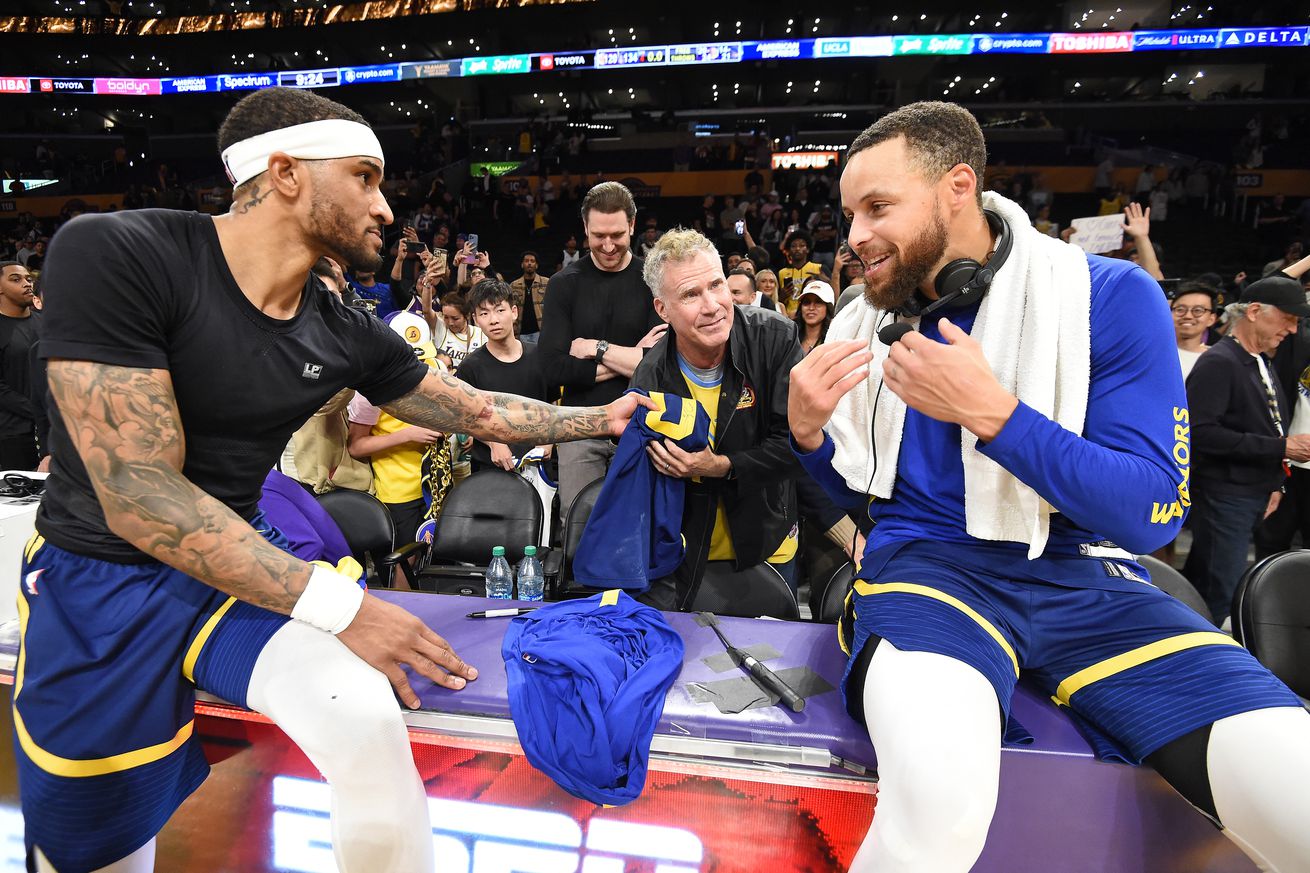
[1171,306,1212,317]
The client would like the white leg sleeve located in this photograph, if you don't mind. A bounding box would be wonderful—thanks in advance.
[848,641,1002,873]
[1208,706,1310,873]
[246,619,434,873]
[35,839,156,873]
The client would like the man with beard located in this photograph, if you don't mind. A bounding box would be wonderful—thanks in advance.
[22,87,651,873]
[788,101,1310,872]
[0,261,41,469]
[509,250,549,342]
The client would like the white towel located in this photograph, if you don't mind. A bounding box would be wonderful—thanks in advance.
[826,192,1092,559]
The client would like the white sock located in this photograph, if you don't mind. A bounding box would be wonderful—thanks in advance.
[848,641,1001,873]
[245,620,434,873]
[1208,706,1310,872]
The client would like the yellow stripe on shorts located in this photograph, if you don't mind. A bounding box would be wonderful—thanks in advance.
[1052,631,1241,707]
[13,590,196,778]
[852,580,1020,677]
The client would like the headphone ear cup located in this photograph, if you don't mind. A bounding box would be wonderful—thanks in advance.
[934,258,981,300]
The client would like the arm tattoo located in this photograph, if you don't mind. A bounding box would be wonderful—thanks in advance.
[383,370,612,444]
[46,360,310,613]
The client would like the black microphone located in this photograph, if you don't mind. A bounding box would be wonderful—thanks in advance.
[878,321,913,346]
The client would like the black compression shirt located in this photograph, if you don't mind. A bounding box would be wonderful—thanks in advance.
[37,209,427,563]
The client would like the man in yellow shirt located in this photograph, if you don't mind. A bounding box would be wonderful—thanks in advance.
[777,230,824,317]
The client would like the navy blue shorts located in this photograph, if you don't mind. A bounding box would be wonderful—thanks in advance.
[14,521,297,872]
[839,540,1302,764]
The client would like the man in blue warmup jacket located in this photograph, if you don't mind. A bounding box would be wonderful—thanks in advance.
[789,102,1310,872]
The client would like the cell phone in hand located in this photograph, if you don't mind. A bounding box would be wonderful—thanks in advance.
[466,233,479,250]
[406,241,428,256]
[735,220,745,235]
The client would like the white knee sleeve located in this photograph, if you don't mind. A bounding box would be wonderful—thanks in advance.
[1208,706,1310,873]
[247,620,433,873]
[848,641,1002,873]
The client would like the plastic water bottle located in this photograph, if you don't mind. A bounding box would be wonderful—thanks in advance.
[486,546,514,599]
[516,545,545,603]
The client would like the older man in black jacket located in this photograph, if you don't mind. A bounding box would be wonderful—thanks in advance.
[1185,276,1310,623]
[631,228,835,612]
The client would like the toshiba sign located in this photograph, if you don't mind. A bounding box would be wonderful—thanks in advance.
[1049,32,1133,53]
[0,78,31,94]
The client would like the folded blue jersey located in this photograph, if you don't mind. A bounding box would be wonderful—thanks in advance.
[502,590,684,806]
[573,389,711,591]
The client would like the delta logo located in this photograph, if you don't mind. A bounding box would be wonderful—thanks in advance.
[1049,32,1133,53]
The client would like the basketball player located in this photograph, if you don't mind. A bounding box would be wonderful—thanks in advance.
[789,102,1310,872]
[18,87,650,873]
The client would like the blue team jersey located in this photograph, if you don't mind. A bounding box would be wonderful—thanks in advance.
[798,254,1190,580]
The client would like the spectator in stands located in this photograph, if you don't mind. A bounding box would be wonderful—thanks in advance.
[755,269,780,307]
[719,195,745,252]
[794,280,834,356]
[631,228,807,603]
[560,234,581,270]
[347,319,445,548]
[830,242,865,300]
[724,253,742,273]
[809,205,839,273]
[726,268,776,311]
[1171,282,1218,379]
[509,250,549,342]
[539,182,666,514]
[436,292,485,372]
[459,280,550,473]
[0,261,41,470]
[1122,203,1165,281]
[1262,241,1303,279]
[1032,204,1058,238]
[1134,164,1156,206]
[1185,276,1310,623]
[1098,182,1129,217]
[1027,173,1053,217]
[1094,154,1115,198]
[1149,183,1171,223]
[778,230,824,317]
[637,227,660,259]
[347,266,398,317]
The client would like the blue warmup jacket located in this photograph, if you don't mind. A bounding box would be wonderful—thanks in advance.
[502,590,684,806]
[573,390,712,591]
[796,254,1190,581]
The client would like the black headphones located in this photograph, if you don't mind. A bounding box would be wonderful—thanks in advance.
[896,208,1013,319]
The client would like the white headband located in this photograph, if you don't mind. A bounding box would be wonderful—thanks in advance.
[220,119,384,187]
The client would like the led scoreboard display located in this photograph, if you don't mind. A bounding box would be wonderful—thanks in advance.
[2,25,1305,99]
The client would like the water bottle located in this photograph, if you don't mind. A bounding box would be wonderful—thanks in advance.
[516,545,545,603]
[486,546,514,599]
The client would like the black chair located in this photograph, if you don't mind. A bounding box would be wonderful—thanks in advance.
[1231,550,1310,700]
[689,561,800,620]
[544,476,605,599]
[1137,554,1213,623]
[414,469,545,595]
[812,561,854,624]
[314,489,422,588]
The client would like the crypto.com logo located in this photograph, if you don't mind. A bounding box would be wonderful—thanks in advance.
[272,776,705,873]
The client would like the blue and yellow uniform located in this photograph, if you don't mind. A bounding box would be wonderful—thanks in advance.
[573,390,711,590]
[795,255,1301,763]
[25,208,429,870]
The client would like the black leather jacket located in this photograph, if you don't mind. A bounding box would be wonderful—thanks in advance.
[630,305,803,598]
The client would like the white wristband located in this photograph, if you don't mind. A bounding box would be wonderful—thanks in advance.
[292,564,366,634]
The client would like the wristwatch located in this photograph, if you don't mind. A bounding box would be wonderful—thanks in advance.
[595,339,610,363]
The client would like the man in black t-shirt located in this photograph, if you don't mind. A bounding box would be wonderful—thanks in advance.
[0,261,41,470]
[23,88,650,873]
[459,279,550,472]
[538,182,667,513]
